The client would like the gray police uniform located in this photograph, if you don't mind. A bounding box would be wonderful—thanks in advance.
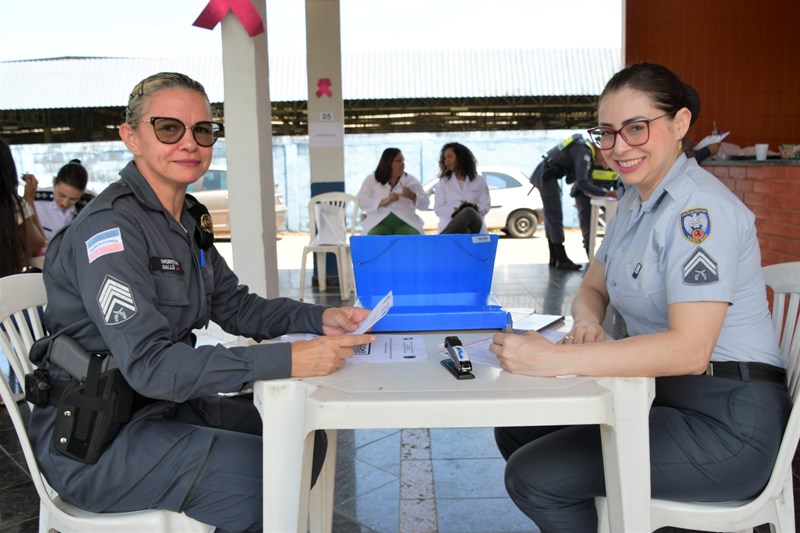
[530,135,606,248]
[498,155,791,532]
[29,161,329,532]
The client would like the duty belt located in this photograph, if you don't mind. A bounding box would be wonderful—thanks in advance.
[705,361,786,384]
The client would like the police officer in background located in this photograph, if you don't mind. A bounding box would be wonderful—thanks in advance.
[27,72,375,532]
[530,134,618,269]
[32,159,95,242]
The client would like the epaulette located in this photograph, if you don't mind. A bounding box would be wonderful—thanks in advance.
[34,190,55,202]
[75,192,96,213]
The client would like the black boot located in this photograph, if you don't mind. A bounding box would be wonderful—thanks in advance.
[547,239,557,268]
[555,243,581,270]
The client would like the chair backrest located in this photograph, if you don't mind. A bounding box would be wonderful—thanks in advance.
[307,192,359,245]
[753,262,800,505]
[0,273,47,382]
[764,261,800,398]
[0,273,57,511]
[0,273,213,532]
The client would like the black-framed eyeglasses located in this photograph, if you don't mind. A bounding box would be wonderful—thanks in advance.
[587,113,671,150]
[146,117,223,147]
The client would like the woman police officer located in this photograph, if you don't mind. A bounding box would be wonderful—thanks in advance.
[490,63,791,532]
[27,72,374,532]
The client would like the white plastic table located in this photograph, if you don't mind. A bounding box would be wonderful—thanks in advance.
[588,197,619,262]
[253,331,654,533]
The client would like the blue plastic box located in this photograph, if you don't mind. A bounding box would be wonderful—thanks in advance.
[350,234,507,332]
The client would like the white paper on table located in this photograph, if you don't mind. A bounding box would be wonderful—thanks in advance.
[353,291,393,334]
[348,334,428,363]
[694,131,730,150]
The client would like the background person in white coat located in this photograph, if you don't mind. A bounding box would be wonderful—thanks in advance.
[433,142,490,234]
[357,147,429,235]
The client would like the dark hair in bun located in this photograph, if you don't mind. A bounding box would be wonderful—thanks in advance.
[55,159,88,190]
[600,62,700,125]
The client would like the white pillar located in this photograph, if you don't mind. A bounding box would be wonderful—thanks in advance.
[221,0,280,298]
[305,0,345,287]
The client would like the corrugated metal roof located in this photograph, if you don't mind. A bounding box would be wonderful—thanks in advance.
[0,48,619,110]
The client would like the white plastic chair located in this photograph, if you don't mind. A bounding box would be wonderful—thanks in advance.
[0,273,213,533]
[299,192,359,301]
[596,261,800,533]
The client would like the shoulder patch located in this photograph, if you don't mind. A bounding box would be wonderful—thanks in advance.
[97,275,137,325]
[86,227,125,263]
[680,207,711,244]
[683,247,719,285]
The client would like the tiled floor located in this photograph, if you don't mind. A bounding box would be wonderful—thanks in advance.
[0,230,791,532]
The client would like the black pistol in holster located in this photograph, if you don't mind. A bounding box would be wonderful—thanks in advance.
[25,334,137,464]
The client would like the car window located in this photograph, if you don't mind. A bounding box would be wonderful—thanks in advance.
[484,172,520,191]
[188,169,228,193]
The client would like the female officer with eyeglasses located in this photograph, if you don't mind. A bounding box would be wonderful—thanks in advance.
[490,63,790,532]
[27,72,375,532]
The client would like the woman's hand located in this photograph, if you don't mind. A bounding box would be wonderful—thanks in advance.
[379,193,399,207]
[400,187,416,201]
[489,331,566,377]
[291,334,374,377]
[321,306,373,336]
[22,173,38,204]
[560,319,606,345]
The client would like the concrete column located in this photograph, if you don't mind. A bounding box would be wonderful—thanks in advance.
[220,0,280,298]
[305,0,346,286]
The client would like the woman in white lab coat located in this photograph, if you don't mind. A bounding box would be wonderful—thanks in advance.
[433,142,490,234]
[357,147,429,235]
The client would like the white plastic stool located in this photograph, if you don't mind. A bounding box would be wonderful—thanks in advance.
[588,197,618,261]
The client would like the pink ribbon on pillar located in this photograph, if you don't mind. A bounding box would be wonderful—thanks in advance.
[316,78,332,98]
[193,0,265,37]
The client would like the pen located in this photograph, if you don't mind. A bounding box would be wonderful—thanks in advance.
[505,312,513,334]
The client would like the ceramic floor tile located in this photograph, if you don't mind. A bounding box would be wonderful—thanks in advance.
[400,428,431,461]
[0,480,39,530]
[430,428,502,460]
[335,479,401,533]
[398,498,438,533]
[435,497,538,533]
[352,431,402,477]
[399,459,434,500]
[334,456,398,507]
[432,458,510,499]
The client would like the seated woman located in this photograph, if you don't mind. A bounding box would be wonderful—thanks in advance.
[32,159,95,241]
[0,139,46,277]
[27,72,375,532]
[357,147,429,235]
[490,63,790,533]
[432,142,490,234]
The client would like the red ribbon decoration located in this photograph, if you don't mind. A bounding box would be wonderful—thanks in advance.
[316,78,332,98]
[193,0,265,37]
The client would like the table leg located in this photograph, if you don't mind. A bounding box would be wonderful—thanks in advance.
[588,203,600,261]
[309,429,337,533]
[598,377,655,532]
[255,380,312,533]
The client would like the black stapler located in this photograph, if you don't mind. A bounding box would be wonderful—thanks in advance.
[440,336,475,380]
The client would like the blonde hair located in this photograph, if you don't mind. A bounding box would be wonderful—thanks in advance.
[124,72,209,125]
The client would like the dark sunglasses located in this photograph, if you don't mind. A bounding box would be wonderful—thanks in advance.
[146,117,223,147]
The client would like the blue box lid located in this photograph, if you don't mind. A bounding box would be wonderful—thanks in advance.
[350,234,506,331]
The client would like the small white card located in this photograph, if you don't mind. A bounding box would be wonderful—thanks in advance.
[353,290,393,334]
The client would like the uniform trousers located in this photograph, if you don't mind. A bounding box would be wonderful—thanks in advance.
[367,212,420,235]
[573,190,592,255]
[495,374,790,533]
[535,177,566,244]
[103,395,327,533]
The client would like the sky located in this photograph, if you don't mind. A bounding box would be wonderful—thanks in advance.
[1,0,622,61]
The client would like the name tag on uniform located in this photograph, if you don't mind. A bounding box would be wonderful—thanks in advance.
[149,257,184,274]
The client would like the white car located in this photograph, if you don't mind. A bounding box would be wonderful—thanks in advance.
[186,166,287,239]
[419,166,544,238]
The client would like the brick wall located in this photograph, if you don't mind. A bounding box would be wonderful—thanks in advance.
[705,164,800,266]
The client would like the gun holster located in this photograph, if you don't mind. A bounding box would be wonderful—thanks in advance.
[51,352,136,464]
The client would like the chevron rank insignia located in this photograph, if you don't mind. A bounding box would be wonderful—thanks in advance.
[97,275,137,325]
[682,247,719,285]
